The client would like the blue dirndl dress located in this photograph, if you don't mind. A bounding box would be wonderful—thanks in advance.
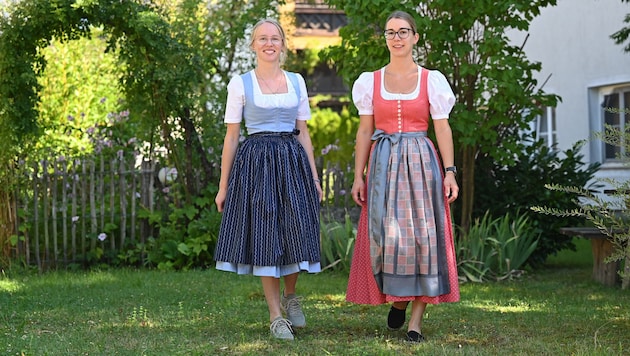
[214,71,321,277]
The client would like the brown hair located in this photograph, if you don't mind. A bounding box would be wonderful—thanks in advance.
[385,10,417,33]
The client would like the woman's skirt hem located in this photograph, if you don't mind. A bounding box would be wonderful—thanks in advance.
[216,261,321,277]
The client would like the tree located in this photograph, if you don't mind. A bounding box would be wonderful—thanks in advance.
[611,0,630,52]
[322,0,558,232]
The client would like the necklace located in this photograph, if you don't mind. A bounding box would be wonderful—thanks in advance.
[255,69,284,94]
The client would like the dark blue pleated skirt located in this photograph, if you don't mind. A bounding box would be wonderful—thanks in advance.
[214,131,321,277]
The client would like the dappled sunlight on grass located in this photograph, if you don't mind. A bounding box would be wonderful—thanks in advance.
[588,293,617,302]
[0,279,22,292]
[466,298,545,313]
[311,291,347,302]
[310,291,348,311]
[442,331,483,348]
[228,339,276,354]
[79,270,120,284]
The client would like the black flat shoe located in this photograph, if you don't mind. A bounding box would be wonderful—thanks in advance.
[387,305,406,330]
[406,330,425,342]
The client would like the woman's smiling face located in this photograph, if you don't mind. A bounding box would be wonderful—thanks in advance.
[385,18,418,56]
[251,21,285,63]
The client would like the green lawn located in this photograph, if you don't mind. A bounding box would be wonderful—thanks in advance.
[1,238,628,355]
[546,237,593,268]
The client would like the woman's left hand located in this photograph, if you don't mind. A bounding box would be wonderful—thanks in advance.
[444,174,459,204]
[315,180,323,202]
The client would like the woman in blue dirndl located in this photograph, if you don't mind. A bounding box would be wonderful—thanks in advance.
[214,19,322,341]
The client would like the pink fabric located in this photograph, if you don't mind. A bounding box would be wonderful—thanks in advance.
[373,69,430,133]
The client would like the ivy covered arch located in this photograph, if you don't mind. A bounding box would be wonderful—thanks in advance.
[0,0,199,159]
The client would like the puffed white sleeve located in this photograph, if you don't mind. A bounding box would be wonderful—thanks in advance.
[428,70,456,120]
[224,75,244,124]
[296,73,312,121]
[351,72,374,115]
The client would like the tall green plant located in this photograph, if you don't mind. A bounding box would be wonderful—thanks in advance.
[35,29,123,159]
[319,213,356,272]
[137,184,221,270]
[457,211,540,282]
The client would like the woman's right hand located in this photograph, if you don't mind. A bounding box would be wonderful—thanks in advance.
[351,177,366,206]
[215,189,227,213]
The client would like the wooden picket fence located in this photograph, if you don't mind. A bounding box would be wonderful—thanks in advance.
[8,154,159,270]
[1,154,355,270]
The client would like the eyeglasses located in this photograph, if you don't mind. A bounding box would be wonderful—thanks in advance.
[255,36,283,45]
[383,28,414,40]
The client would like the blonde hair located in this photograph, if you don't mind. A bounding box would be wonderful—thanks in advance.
[250,18,287,63]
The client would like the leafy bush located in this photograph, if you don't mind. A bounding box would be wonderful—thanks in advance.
[308,102,358,168]
[457,211,540,282]
[307,102,357,208]
[320,212,356,272]
[474,139,600,265]
[137,184,221,271]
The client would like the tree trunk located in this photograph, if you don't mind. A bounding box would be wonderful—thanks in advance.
[180,107,214,197]
[458,144,476,236]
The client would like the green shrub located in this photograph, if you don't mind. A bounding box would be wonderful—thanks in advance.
[137,184,221,270]
[473,139,600,265]
[308,103,358,167]
[457,211,540,282]
[319,212,355,272]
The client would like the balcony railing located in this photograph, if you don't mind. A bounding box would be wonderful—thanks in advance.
[294,0,346,34]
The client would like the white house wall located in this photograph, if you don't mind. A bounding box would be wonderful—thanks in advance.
[508,0,630,185]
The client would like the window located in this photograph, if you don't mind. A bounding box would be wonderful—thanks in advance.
[602,88,630,161]
[535,106,557,149]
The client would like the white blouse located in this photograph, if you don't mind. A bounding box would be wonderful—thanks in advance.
[224,71,311,124]
[352,66,456,120]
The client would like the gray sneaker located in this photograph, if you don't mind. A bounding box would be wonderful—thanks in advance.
[281,293,306,328]
[270,317,294,340]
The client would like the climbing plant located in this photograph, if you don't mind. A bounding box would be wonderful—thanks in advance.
[0,0,279,197]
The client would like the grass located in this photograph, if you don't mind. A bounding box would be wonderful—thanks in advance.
[1,239,628,355]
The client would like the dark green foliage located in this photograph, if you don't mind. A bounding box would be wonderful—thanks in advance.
[611,0,630,52]
[137,184,222,270]
[474,138,600,265]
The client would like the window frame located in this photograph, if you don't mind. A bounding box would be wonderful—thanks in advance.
[589,83,630,167]
[600,86,630,163]
[535,105,558,149]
